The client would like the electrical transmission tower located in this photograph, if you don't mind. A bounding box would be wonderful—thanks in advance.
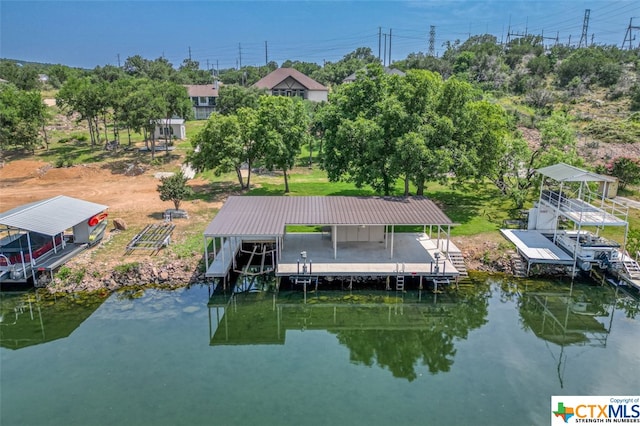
[623,18,640,50]
[579,9,590,47]
[428,25,436,56]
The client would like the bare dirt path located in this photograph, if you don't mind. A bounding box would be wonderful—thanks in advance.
[0,159,218,225]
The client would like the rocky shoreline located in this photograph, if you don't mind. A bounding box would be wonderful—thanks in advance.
[40,240,524,294]
[40,257,208,293]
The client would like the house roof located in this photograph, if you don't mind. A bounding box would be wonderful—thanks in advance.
[204,196,453,237]
[253,68,328,91]
[185,84,219,97]
[154,118,185,125]
[537,163,617,183]
[0,195,108,236]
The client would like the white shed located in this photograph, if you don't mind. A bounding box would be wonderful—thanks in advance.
[154,118,186,140]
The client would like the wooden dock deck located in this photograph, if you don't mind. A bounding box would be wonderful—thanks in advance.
[277,233,459,278]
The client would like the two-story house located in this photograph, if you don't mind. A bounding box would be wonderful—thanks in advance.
[253,68,328,102]
[185,84,219,120]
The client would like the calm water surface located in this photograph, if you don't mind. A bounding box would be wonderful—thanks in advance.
[1,277,639,426]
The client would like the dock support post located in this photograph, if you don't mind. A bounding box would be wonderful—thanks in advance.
[390,225,395,259]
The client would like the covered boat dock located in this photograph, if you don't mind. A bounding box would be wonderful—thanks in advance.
[0,195,109,284]
[203,196,463,289]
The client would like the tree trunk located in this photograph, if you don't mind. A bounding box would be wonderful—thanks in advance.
[94,116,101,146]
[112,111,119,142]
[245,159,252,190]
[165,117,171,157]
[127,127,132,146]
[41,121,49,151]
[283,168,289,193]
[151,131,156,161]
[235,167,244,189]
[404,175,410,196]
[102,114,108,145]
[87,118,95,146]
[416,181,425,196]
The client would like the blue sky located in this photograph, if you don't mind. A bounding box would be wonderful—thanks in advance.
[1,1,638,69]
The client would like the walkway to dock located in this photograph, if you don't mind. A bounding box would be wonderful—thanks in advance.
[500,229,574,265]
[205,237,241,278]
[277,233,458,277]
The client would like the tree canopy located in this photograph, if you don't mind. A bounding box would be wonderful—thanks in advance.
[320,64,511,196]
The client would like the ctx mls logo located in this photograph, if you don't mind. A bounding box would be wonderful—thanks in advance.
[553,402,575,423]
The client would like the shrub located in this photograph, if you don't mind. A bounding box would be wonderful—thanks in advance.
[630,85,640,111]
[114,262,140,274]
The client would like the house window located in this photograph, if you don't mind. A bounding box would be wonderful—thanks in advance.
[191,97,199,106]
[199,96,207,105]
[208,97,216,106]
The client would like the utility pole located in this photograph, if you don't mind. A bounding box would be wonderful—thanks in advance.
[188,46,192,60]
[265,41,268,66]
[117,54,120,68]
[378,27,382,61]
[388,28,392,66]
[428,25,436,56]
[238,43,242,69]
[579,9,590,48]
[383,33,387,67]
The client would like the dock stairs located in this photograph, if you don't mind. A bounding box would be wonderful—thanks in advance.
[622,258,640,280]
[510,252,528,277]
[447,251,468,277]
[436,239,468,278]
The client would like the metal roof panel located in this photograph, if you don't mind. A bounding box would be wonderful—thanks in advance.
[0,196,108,236]
[204,196,453,237]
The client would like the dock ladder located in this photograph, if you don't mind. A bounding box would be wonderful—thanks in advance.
[395,263,405,291]
[396,275,405,291]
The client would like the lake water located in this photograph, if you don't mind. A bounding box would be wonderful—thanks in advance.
[1,276,639,426]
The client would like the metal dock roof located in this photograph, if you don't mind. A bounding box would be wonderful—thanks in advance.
[204,196,454,238]
[537,163,617,183]
[0,195,108,236]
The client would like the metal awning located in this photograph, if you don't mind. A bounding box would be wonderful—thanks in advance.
[537,163,617,183]
[0,195,108,236]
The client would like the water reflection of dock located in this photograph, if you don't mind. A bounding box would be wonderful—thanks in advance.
[207,289,489,380]
[0,292,105,350]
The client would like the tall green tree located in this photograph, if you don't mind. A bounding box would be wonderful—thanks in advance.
[157,81,192,156]
[215,84,264,115]
[189,113,252,189]
[0,85,47,155]
[56,76,108,147]
[252,96,309,193]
